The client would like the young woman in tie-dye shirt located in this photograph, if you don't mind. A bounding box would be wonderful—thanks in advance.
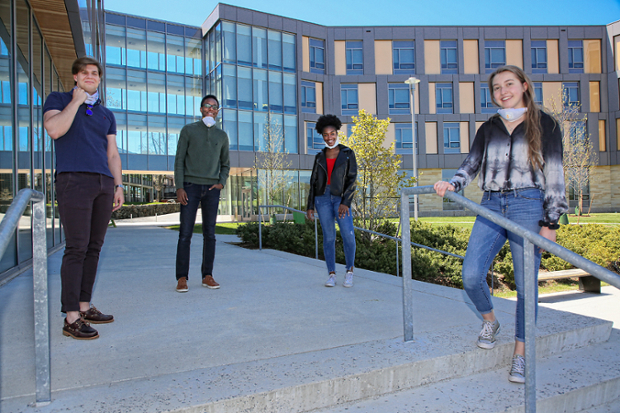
[434,65,568,384]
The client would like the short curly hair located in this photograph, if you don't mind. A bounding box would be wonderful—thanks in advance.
[315,114,342,135]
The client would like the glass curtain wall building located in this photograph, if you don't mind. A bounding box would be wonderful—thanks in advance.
[103,12,202,202]
[0,0,103,277]
[204,21,303,218]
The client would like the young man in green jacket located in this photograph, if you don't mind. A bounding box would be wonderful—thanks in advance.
[174,95,230,292]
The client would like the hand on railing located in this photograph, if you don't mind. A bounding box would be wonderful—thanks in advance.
[306,209,315,221]
[433,180,455,197]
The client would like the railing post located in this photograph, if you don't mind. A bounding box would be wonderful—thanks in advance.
[524,238,537,413]
[400,192,414,342]
[32,196,51,405]
[258,206,262,251]
[314,215,318,260]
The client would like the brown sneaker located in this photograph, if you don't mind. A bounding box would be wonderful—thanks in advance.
[176,276,189,292]
[80,306,114,324]
[63,318,99,340]
[202,275,220,289]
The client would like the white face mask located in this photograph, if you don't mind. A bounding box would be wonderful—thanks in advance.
[498,107,527,122]
[325,137,339,149]
[203,116,216,128]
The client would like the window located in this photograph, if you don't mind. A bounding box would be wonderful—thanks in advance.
[388,83,410,115]
[301,81,316,113]
[307,122,323,151]
[563,82,579,109]
[436,83,453,114]
[568,40,584,73]
[346,41,363,75]
[395,123,417,154]
[533,82,543,106]
[442,169,464,210]
[531,40,547,73]
[568,120,586,142]
[309,38,325,74]
[392,40,415,74]
[440,40,457,74]
[443,122,460,154]
[283,33,296,72]
[341,84,358,115]
[480,85,495,113]
[484,40,506,73]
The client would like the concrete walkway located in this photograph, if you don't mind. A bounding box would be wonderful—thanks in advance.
[0,224,617,412]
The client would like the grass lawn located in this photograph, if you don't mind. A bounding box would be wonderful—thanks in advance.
[166,222,240,235]
[389,213,620,230]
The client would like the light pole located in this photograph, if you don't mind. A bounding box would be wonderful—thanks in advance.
[405,76,420,221]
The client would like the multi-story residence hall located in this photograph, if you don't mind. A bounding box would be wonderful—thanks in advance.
[2,0,620,277]
[199,4,620,219]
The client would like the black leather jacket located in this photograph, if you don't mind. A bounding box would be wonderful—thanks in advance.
[307,144,358,210]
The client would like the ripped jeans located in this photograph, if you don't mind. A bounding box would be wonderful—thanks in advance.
[314,185,356,273]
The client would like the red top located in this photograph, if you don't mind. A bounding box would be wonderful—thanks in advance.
[326,158,336,185]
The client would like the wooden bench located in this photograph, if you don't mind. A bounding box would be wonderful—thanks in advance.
[538,268,601,293]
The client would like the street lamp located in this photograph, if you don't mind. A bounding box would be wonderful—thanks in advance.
[404,76,420,221]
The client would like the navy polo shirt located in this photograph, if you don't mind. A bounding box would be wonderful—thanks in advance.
[43,91,117,178]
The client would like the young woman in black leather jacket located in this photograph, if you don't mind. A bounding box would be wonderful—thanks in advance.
[306,115,358,288]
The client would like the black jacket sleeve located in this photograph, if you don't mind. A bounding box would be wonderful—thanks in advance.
[341,150,357,208]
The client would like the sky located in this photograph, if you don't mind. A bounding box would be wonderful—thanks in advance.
[104,0,620,28]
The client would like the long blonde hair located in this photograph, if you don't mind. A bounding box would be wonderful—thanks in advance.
[489,65,544,171]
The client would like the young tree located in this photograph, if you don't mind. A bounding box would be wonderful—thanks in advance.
[340,110,416,232]
[546,86,598,222]
[254,115,292,219]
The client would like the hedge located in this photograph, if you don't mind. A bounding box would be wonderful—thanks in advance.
[236,221,620,290]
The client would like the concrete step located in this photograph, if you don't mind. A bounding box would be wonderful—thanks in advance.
[4,316,612,413]
[314,329,620,413]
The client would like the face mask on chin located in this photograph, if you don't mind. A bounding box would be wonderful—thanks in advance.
[203,116,216,128]
[325,137,339,149]
[498,107,527,122]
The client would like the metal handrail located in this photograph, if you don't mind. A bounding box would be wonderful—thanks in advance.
[400,185,620,413]
[257,204,464,279]
[0,188,50,406]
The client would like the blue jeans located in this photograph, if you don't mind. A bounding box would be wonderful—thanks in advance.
[314,185,356,273]
[462,188,544,342]
[176,182,221,280]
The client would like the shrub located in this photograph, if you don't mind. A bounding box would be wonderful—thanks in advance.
[235,221,620,291]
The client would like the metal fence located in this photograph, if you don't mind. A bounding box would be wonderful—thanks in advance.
[0,188,50,406]
[257,205,464,280]
[400,185,620,413]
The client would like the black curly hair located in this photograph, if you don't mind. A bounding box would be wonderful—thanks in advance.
[315,114,342,135]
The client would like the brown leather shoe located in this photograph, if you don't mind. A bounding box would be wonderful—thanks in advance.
[63,318,99,340]
[202,275,220,289]
[176,276,189,292]
[81,306,114,324]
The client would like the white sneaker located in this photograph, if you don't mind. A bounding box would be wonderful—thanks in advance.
[343,271,353,288]
[325,273,336,287]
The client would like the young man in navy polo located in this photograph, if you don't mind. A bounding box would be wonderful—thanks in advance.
[43,56,124,340]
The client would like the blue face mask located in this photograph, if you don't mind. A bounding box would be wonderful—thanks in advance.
[498,107,527,122]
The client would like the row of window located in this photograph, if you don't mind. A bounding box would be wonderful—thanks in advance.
[307,38,589,75]
[209,21,296,76]
[306,119,588,154]
[298,81,583,117]
[105,23,202,76]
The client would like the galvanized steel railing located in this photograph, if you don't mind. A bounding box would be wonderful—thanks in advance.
[0,188,51,406]
[257,205,464,279]
[400,185,620,413]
